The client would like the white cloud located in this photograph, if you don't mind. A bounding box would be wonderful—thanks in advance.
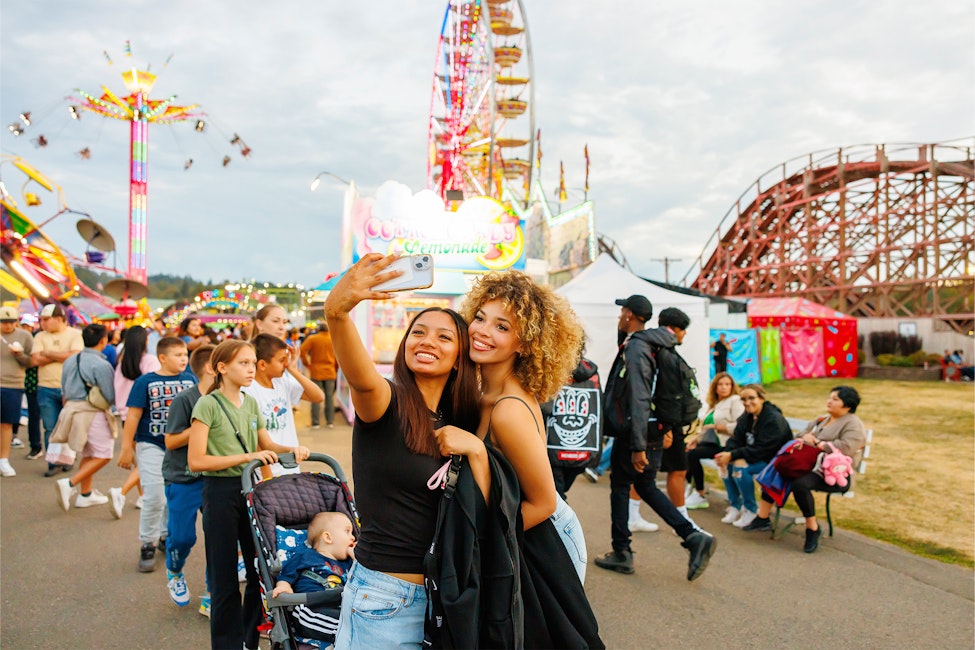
[1,0,971,294]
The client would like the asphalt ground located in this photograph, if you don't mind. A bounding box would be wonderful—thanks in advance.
[2,406,972,649]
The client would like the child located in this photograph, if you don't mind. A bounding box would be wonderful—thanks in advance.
[272,511,355,647]
[118,336,197,573]
[243,334,323,478]
[161,344,215,612]
[186,340,309,650]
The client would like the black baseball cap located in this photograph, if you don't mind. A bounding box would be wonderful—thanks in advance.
[615,295,653,321]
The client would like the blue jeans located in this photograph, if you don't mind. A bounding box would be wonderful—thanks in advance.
[722,460,768,513]
[552,495,587,584]
[37,387,63,467]
[165,480,204,574]
[334,561,427,650]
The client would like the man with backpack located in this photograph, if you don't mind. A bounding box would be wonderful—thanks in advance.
[542,353,601,500]
[594,295,716,581]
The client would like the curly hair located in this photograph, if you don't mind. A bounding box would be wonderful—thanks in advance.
[461,270,584,402]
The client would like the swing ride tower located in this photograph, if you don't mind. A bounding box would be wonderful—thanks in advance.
[72,67,202,285]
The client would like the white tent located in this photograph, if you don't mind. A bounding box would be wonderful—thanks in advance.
[557,253,710,387]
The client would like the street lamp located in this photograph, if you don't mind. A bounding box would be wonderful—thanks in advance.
[310,171,352,191]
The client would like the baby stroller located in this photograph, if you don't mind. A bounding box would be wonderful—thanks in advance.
[242,452,359,650]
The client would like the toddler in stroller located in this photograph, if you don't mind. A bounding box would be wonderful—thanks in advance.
[243,452,359,650]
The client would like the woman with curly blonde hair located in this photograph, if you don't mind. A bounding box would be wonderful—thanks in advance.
[435,270,588,579]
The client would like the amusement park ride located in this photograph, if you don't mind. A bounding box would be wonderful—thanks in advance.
[428,0,535,209]
[2,45,250,322]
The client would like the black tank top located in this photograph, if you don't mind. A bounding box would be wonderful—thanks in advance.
[351,385,445,574]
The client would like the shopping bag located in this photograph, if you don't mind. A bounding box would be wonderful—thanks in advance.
[45,442,76,467]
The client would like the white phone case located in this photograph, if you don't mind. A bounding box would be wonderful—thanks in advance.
[371,255,435,292]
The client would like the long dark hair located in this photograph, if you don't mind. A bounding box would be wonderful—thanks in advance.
[120,327,150,381]
[392,307,479,457]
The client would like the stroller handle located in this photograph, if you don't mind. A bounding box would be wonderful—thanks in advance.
[241,452,348,493]
[268,587,343,609]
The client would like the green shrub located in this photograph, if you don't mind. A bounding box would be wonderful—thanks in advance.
[926,353,945,365]
[890,356,915,367]
[858,349,866,364]
[876,354,895,366]
[908,350,928,367]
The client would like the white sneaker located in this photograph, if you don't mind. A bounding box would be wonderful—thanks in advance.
[10,438,24,448]
[109,487,125,519]
[628,518,660,533]
[583,468,600,483]
[167,571,191,607]
[721,507,741,524]
[685,491,709,509]
[733,510,758,528]
[135,495,144,509]
[75,490,109,508]
[55,477,75,512]
[0,459,16,477]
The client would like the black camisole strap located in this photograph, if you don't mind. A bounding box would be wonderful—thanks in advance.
[492,395,541,436]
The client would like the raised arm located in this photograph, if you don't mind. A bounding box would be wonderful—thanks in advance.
[323,253,403,423]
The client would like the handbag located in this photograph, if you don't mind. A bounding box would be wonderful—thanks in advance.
[76,356,111,411]
[772,439,822,479]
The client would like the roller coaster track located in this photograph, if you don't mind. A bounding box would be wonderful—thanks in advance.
[684,139,975,334]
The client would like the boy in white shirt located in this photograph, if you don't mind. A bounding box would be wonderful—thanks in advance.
[243,334,323,478]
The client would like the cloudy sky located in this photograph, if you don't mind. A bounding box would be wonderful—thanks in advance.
[1,0,972,290]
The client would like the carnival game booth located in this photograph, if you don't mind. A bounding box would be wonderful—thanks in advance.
[332,181,529,420]
[747,297,858,380]
[556,254,710,387]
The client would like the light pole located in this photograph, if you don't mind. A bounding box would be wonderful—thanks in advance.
[309,171,351,191]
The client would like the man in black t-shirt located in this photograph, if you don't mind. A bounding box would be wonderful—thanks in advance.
[712,333,731,373]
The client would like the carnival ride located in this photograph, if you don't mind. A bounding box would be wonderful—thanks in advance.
[0,154,131,316]
[684,139,975,334]
[428,0,535,209]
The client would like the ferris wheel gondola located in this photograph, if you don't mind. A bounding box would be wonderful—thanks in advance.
[428,0,535,208]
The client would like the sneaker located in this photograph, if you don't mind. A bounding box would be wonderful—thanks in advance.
[44,464,72,477]
[138,542,156,573]
[75,490,109,508]
[237,553,248,582]
[312,424,321,430]
[628,518,660,533]
[25,449,45,460]
[583,468,600,483]
[742,515,773,532]
[109,487,125,519]
[11,438,24,448]
[199,594,211,618]
[167,571,191,606]
[594,548,635,574]
[804,527,822,553]
[720,506,741,524]
[733,510,758,528]
[683,531,717,581]
[135,495,144,509]
[55,477,75,512]
[0,459,16,477]
[158,537,168,553]
[685,491,709,510]
[327,423,334,429]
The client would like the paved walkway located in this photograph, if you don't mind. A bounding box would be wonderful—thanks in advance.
[2,411,972,649]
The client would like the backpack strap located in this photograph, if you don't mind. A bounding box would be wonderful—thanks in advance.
[213,393,251,455]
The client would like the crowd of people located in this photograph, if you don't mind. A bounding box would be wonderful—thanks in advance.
[0,266,877,649]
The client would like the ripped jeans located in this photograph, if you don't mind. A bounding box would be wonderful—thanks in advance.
[721,460,768,514]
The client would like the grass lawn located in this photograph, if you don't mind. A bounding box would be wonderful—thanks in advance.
[742,378,975,566]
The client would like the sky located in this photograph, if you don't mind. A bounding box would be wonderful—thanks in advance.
[1,0,972,291]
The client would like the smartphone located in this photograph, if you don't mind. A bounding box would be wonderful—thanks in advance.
[371,254,435,292]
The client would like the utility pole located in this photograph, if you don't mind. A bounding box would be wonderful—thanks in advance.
[651,257,683,285]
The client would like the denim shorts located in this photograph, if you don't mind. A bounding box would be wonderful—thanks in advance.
[551,495,587,584]
[0,388,23,424]
[333,561,427,650]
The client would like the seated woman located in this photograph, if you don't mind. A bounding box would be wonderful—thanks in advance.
[685,372,744,513]
[751,385,867,553]
[713,384,792,529]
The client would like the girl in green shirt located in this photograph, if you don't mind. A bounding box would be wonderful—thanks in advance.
[186,339,309,650]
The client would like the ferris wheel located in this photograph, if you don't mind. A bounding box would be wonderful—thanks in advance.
[428,0,535,208]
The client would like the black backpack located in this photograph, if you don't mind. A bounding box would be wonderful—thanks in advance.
[650,344,703,427]
[545,361,601,468]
